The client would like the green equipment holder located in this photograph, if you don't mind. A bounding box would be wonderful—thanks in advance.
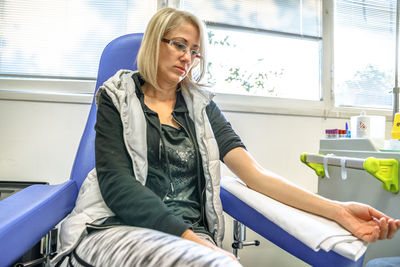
[301,153,399,194]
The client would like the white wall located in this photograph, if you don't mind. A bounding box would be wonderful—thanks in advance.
[0,100,90,184]
[0,98,391,266]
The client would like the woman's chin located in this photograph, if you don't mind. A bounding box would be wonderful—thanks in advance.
[173,74,187,84]
[159,73,188,87]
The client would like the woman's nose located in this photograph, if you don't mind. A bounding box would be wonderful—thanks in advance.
[180,50,192,63]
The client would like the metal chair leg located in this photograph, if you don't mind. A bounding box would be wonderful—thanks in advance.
[232,220,260,260]
[14,228,58,267]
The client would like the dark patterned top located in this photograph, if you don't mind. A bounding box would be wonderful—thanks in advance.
[161,124,202,226]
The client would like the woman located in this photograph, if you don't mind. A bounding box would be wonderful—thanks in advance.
[53,7,399,267]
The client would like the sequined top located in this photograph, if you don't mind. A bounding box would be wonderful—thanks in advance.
[161,124,202,226]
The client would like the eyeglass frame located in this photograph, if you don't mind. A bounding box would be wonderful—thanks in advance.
[161,38,201,59]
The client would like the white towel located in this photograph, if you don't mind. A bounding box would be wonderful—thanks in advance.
[220,177,368,261]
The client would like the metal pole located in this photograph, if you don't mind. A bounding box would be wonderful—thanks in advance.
[393,0,400,121]
[305,154,365,170]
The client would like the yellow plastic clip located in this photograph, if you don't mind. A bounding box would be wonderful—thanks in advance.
[391,113,400,139]
[364,157,399,194]
[300,153,325,178]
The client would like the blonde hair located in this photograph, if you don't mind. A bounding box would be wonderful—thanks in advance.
[137,8,206,90]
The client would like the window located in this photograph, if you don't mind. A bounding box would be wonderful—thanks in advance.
[334,0,397,109]
[183,0,323,101]
[2,0,396,114]
[0,0,156,79]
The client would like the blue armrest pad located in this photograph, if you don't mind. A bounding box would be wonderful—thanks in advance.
[0,180,78,267]
[220,187,365,267]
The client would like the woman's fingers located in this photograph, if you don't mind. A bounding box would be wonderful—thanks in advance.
[387,219,400,239]
[387,219,396,239]
[375,218,400,240]
[378,218,388,240]
[363,227,379,242]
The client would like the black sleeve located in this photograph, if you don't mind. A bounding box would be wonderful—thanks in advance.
[206,100,246,161]
[95,90,190,236]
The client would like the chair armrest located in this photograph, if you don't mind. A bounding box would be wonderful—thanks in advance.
[0,180,78,267]
[220,178,365,267]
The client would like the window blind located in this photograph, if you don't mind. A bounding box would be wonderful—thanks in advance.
[182,0,322,38]
[334,0,396,108]
[0,0,156,79]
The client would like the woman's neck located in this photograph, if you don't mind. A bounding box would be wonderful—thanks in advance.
[142,82,177,101]
[142,82,179,127]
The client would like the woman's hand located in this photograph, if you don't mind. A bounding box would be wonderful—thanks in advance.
[335,202,400,242]
[181,229,238,261]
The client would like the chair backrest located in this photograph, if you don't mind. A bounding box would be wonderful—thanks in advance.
[70,33,143,189]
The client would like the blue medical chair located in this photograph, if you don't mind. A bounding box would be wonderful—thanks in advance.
[0,33,365,267]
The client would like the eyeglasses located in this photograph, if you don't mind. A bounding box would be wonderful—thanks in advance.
[161,38,201,59]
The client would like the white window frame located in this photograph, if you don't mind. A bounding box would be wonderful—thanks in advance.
[0,0,394,120]
[0,76,95,104]
[325,0,393,119]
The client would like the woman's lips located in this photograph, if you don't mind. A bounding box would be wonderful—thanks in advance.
[175,66,186,74]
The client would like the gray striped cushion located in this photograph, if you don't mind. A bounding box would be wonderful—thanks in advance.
[69,226,242,267]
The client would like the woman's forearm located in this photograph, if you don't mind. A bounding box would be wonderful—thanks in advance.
[224,147,343,221]
[248,168,342,221]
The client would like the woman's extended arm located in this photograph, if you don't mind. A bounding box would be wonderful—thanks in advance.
[223,147,400,242]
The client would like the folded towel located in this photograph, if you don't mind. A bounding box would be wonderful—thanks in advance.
[220,177,367,261]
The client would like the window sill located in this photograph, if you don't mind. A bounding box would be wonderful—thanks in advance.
[0,78,393,121]
[0,77,95,104]
[214,93,393,121]
[0,89,93,104]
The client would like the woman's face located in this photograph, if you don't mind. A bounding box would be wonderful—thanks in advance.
[157,21,200,89]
